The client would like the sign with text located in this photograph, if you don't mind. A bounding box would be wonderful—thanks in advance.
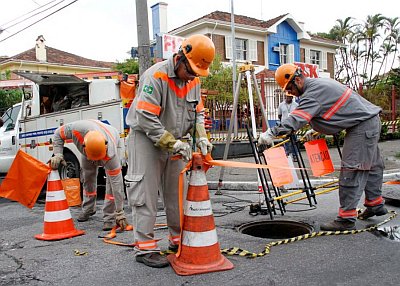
[263,147,293,187]
[162,34,185,59]
[294,62,319,78]
[304,139,334,176]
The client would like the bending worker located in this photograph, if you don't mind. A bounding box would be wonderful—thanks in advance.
[259,63,387,231]
[125,34,215,268]
[50,119,129,231]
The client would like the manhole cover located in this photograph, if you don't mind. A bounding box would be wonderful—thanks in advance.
[238,220,314,239]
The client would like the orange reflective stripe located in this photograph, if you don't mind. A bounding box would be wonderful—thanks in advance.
[84,189,97,197]
[291,109,312,122]
[338,208,357,218]
[364,196,383,207]
[137,100,161,116]
[59,126,67,140]
[106,168,121,176]
[137,240,158,250]
[196,98,204,113]
[153,71,200,98]
[322,88,352,120]
[104,194,115,201]
[72,130,85,145]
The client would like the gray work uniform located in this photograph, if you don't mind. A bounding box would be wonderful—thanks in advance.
[125,56,204,254]
[277,99,299,155]
[53,120,125,223]
[272,77,384,222]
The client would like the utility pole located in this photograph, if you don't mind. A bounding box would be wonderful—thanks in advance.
[135,0,151,76]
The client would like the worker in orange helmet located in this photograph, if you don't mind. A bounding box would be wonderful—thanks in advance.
[125,34,215,268]
[50,119,129,231]
[259,63,386,231]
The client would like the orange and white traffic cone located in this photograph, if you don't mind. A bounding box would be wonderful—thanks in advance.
[168,153,234,276]
[35,170,85,241]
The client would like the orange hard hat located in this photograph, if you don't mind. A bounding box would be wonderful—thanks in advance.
[181,34,215,77]
[275,63,300,90]
[83,130,107,160]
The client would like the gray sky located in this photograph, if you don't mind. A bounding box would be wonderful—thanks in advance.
[0,0,399,62]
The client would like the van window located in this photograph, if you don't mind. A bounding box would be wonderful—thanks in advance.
[1,105,21,131]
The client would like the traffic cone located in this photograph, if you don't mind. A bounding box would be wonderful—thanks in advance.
[35,170,85,241]
[167,153,234,276]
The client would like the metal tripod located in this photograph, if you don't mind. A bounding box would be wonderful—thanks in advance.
[215,63,270,196]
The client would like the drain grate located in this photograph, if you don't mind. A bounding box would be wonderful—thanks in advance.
[238,220,314,239]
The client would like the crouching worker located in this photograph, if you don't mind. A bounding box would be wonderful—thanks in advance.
[259,63,387,231]
[50,119,129,231]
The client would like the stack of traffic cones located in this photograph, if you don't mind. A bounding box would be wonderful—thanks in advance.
[35,170,85,241]
[168,153,234,276]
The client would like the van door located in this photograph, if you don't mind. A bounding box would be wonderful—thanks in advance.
[0,104,21,174]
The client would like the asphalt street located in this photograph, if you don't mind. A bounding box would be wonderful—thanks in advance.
[0,139,399,285]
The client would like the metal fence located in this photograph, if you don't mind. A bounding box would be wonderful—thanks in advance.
[205,77,288,141]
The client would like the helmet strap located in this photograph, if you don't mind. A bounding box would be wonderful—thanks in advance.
[174,53,186,76]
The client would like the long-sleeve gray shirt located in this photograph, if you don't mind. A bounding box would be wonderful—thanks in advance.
[272,77,381,136]
[125,56,204,144]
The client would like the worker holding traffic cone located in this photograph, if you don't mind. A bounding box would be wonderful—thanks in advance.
[168,153,234,275]
[124,34,215,268]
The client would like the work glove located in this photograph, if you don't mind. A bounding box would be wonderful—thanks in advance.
[195,123,213,155]
[50,154,66,170]
[258,129,275,146]
[304,129,319,141]
[196,137,213,155]
[115,210,128,230]
[173,140,192,162]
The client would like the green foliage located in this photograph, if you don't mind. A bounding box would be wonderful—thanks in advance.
[113,58,140,75]
[201,56,258,110]
[0,89,22,114]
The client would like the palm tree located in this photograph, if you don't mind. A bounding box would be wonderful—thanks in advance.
[357,14,385,87]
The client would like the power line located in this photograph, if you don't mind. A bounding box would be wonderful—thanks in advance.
[0,0,79,43]
[0,0,60,29]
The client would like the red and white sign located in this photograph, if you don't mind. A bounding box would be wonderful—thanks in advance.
[162,34,185,59]
[294,62,319,78]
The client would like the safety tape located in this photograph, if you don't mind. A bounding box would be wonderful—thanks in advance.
[220,210,397,258]
[209,120,399,142]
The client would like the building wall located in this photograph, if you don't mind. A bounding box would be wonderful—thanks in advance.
[268,22,300,70]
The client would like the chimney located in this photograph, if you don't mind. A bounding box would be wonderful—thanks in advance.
[151,2,168,40]
[35,35,47,62]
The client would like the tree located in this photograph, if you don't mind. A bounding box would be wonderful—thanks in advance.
[0,89,22,115]
[113,58,140,75]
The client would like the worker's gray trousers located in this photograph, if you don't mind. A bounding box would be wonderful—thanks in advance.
[338,115,385,222]
[81,157,123,223]
[125,130,186,255]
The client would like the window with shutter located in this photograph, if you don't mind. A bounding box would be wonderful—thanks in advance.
[288,44,294,63]
[322,51,327,70]
[305,48,310,63]
[248,39,257,61]
[225,36,232,60]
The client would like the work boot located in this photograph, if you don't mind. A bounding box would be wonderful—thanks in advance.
[102,222,114,231]
[77,210,96,222]
[320,220,356,231]
[358,207,388,220]
[136,252,169,268]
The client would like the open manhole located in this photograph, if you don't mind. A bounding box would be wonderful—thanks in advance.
[238,220,314,239]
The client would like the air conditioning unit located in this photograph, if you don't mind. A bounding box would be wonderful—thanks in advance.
[272,46,280,52]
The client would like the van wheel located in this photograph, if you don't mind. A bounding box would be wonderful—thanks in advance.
[60,152,80,179]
